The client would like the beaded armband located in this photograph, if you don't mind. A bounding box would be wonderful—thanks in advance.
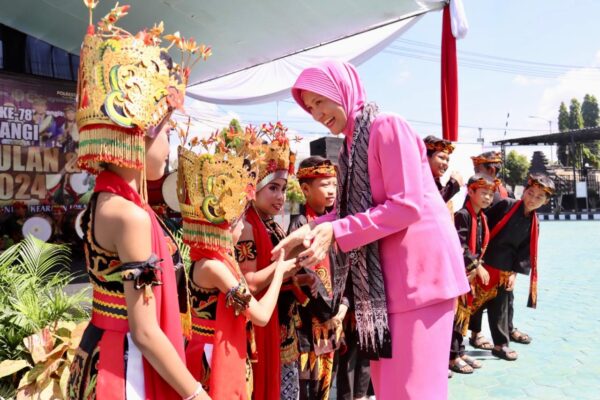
[225,283,252,316]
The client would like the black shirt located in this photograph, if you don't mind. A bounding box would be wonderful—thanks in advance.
[483,199,533,275]
[436,177,461,203]
[454,207,484,272]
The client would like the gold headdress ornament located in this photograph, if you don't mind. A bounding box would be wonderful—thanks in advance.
[296,160,337,180]
[471,151,503,166]
[256,122,297,191]
[177,120,261,252]
[424,137,455,154]
[526,174,555,196]
[76,1,211,175]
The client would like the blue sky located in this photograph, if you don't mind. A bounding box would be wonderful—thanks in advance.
[181,0,600,164]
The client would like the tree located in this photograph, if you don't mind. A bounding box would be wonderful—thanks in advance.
[568,98,583,130]
[504,150,530,191]
[581,94,600,168]
[557,102,570,166]
[529,151,549,174]
[581,94,600,128]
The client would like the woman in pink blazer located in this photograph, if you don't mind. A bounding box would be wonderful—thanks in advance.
[273,60,469,400]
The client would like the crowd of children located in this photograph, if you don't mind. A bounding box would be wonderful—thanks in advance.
[424,136,555,377]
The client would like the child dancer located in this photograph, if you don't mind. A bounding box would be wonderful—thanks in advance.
[424,135,463,203]
[289,156,349,400]
[179,126,297,399]
[68,3,210,399]
[450,174,498,374]
[465,174,554,361]
[236,123,302,399]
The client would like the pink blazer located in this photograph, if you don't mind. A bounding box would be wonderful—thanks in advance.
[320,113,469,313]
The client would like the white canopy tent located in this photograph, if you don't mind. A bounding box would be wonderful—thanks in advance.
[0,0,454,103]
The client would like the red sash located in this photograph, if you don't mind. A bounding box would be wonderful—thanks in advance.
[466,200,489,262]
[188,248,249,399]
[244,207,281,399]
[93,170,185,400]
[305,205,333,296]
[488,200,539,309]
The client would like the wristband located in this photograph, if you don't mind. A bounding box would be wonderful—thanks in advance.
[183,383,204,400]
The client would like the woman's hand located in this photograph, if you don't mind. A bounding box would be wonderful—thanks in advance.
[297,222,335,268]
[271,223,313,260]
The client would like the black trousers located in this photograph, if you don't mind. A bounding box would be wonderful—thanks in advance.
[468,286,511,346]
[507,290,515,332]
[336,330,371,400]
[449,328,465,360]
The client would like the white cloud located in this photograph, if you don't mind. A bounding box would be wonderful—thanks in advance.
[536,50,600,120]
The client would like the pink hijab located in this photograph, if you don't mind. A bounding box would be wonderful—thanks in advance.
[291,59,366,142]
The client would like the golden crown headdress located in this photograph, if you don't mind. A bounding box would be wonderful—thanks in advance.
[76,1,211,174]
[177,120,261,251]
[256,122,297,191]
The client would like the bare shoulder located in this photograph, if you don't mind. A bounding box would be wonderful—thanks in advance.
[95,192,151,258]
[96,193,150,230]
[239,214,255,242]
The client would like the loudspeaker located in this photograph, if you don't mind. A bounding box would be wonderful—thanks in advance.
[309,137,344,165]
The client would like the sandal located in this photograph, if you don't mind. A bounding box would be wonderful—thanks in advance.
[448,370,453,379]
[461,355,482,369]
[469,333,494,350]
[449,358,474,374]
[510,328,532,344]
[491,346,518,361]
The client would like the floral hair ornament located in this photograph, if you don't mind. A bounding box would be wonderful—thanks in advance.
[76,0,211,175]
[255,122,297,191]
[177,120,261,252]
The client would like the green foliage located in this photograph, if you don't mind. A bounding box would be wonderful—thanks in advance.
[568,98,583,130]
[581,94,600,128]
[0,236,90,396]
[558,102,570,132]
[286,176,306,205]
[504,150,530,191]
[173,229,191,272]
[557,102,570,166]
[556,95,600,168]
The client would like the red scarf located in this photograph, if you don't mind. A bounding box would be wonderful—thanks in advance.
[305,204,333,296]
[466,200,489,259]
[94,170,184,400]
[189,248,248,399]
[489,200,539,308]
[497,183,509,199]
[244,206,281,400]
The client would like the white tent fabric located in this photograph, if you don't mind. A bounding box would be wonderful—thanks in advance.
[186,16,423,105]
[0,0,445,85]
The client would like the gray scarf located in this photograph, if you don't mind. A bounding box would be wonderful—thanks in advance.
[335,102,392,360]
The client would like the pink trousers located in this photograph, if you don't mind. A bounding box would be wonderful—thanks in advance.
[371,299,455,400]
